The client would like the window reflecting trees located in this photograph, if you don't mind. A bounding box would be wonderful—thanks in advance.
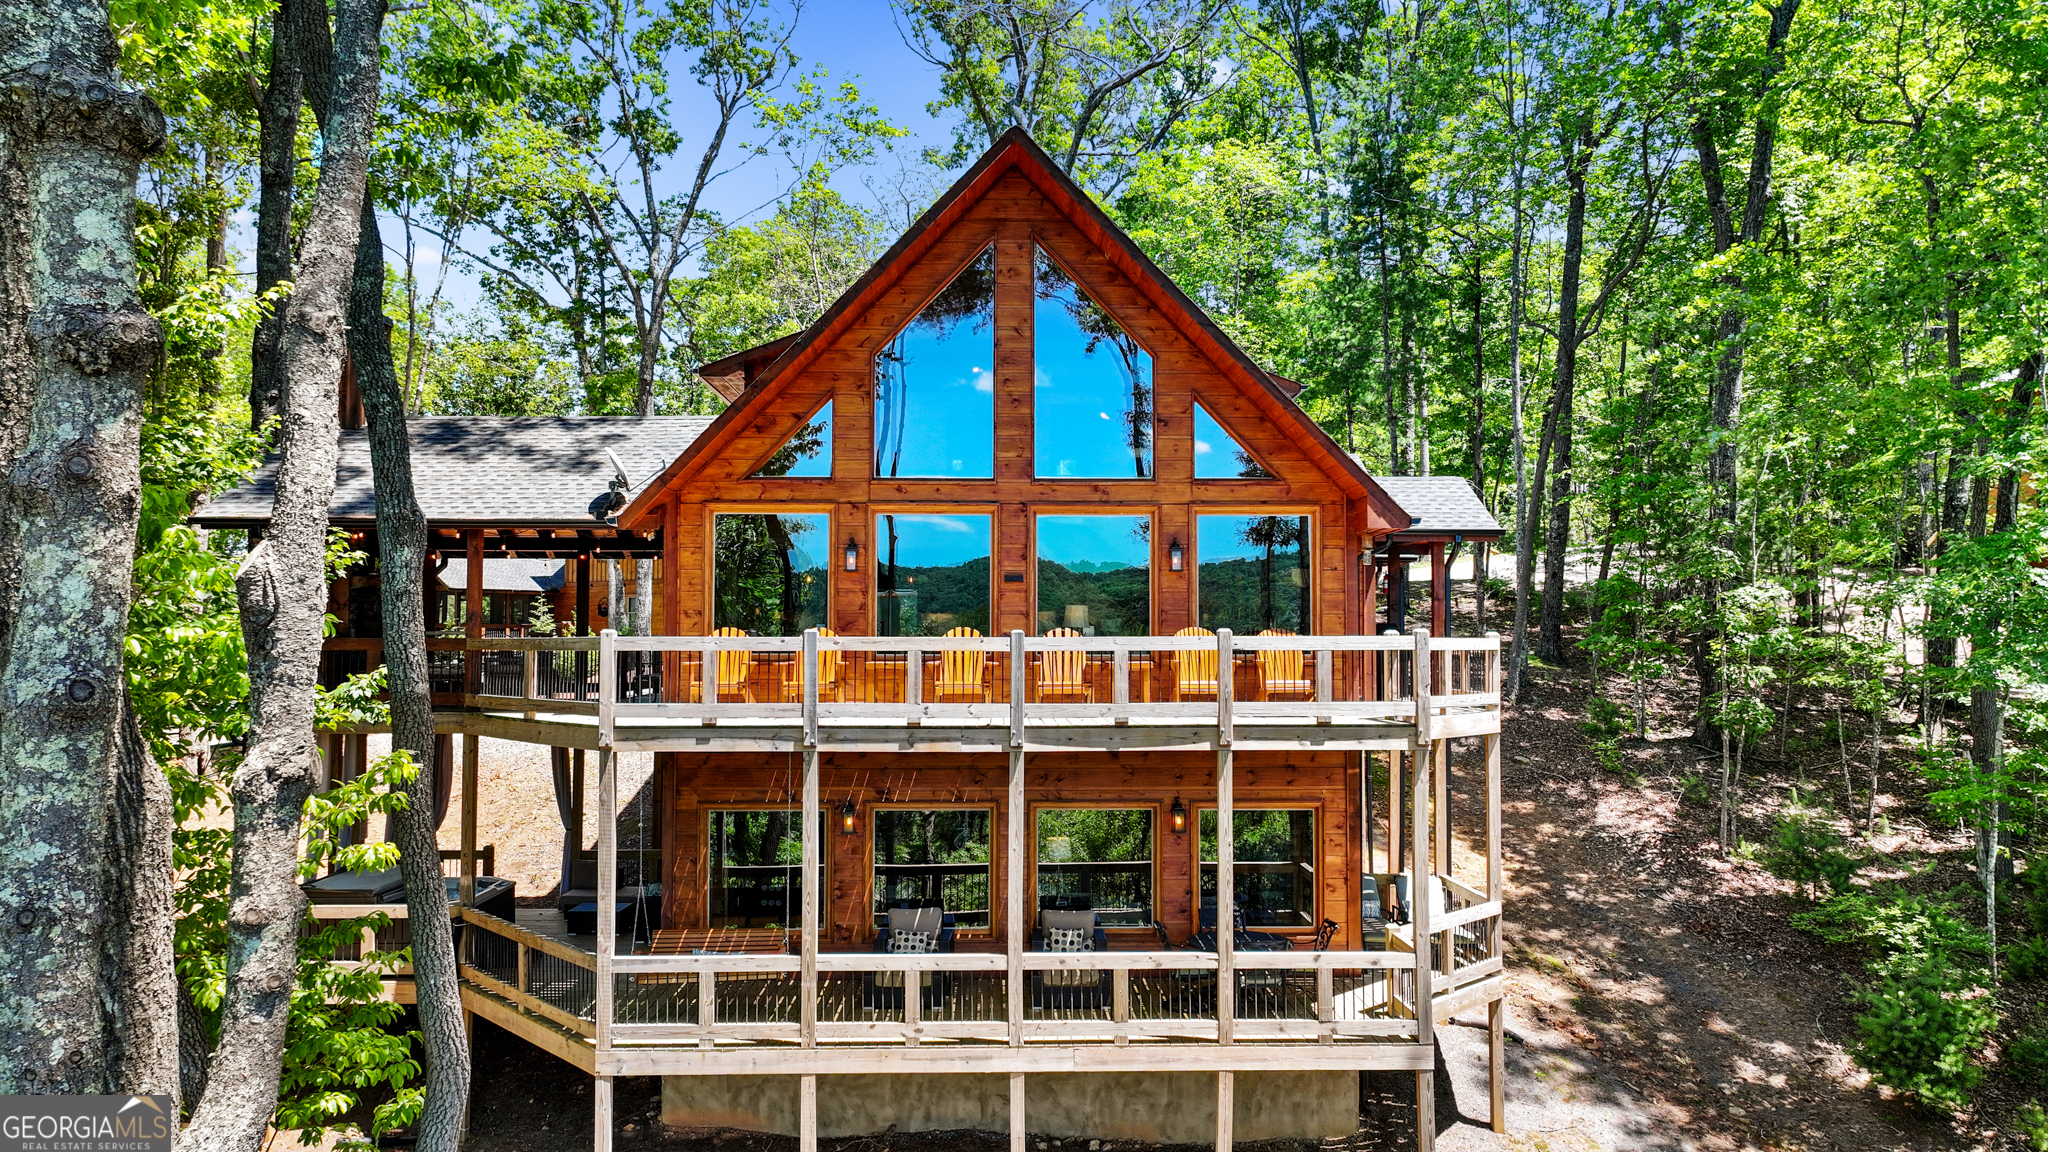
[1035,808,1153,926]
[755,400,832,477]
[713,513,829,634]
[1192,403,1272,479]
[875,247,996,478]
[1035,514,1150,635]
[875,513,992,636]
[1199,808,1316,928]
[871,809,992,929]
[1034,248,1153,478]
[1197,514,1310,634]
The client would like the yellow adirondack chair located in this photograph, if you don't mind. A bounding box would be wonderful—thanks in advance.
[932,626,987,702]
[703,626,753,703]
[781,626,843,702]
[1036,627,1093,702]
[1171,626,1219,701]
[1254,629,1314,700]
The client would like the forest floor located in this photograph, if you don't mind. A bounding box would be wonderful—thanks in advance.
[372,630,2041,1152]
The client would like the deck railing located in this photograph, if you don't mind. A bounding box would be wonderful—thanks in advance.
[421,628,1500,746]
[445,897,1511,1051]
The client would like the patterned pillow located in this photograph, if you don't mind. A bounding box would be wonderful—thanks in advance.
[1045,926,1091,952]
[888,929,934,954]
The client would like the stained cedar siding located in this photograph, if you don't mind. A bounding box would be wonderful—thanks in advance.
[663,751,1360,949]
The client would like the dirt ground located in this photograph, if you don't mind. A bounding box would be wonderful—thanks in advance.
[426,646,2024,1152]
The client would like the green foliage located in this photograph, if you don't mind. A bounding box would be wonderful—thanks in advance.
[2010,937,2048,984]
[1793,889,1989,962]
[2010,1020,2048,1074]
[1758,798,1866,900]
[1850,954,1998,1113]
[1582,695,1626,740]
[2020,1100,2048,1152]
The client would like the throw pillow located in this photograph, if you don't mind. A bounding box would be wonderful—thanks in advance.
[888,929,934,954]
[1045,926,1091,952]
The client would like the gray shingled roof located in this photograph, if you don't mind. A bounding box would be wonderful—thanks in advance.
[1371,475,1503,536]
[193,416,713,528]
[436,558,566,594]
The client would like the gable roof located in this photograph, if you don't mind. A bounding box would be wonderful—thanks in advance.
[194,416,712,529]
[622,126,1407,533]
[1370,475,1503,538]
[435,558,566,594]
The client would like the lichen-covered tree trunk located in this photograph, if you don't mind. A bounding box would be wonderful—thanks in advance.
[178,0,382,1145]
[349,200,470,1152]
[0,0,178,1098]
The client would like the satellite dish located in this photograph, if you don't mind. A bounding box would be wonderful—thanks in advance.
[592,450,635,523]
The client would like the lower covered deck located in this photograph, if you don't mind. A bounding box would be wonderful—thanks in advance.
[421,627,1504,1152]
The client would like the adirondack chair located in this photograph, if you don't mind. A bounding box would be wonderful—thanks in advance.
[696,626,754,703]
[1254,629,1315,700]
[1035,627,1093,702]
[932,626,987,702]
[781,626,843,702]
[1170,626,1219,701]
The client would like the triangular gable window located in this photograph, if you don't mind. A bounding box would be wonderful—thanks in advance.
[1193,404,1273,479]
[754,400,833,478]
[1033,246,1153,478]
[874,247,996,478]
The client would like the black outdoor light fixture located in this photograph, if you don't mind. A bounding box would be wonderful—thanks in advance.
[840,799,858,835]
[1168,537,1185,572]
[844,537,859,572]
[1170,797,1187,834]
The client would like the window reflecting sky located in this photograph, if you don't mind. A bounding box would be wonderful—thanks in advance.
[755,400,832,478]
[1033,248,1153,478]
[876,513,992,636]
[875,248,996,478]
[1036,514,1150,636]
[1192,404,1272,479]
[1197,514,1310,635]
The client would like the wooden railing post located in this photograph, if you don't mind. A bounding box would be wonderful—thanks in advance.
[1409,626,1435,1137]
[597,628,617,748]
[800,743,819,1048]
[802,629,820,749]
[595,747,616,1052]
[459,734,479,907]
[1215,627,1234,1046]
[522,649,538,719]
[1007,641,1025,1046]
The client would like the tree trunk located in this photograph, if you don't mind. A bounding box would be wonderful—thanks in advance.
[246,0,307,437]
[350,201,470,1152]
[1535,129,1592,666]
[179,0,382,1144]
[0,0,177,1098]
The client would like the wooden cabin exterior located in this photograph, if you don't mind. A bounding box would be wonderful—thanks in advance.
[198,128,1507,1152]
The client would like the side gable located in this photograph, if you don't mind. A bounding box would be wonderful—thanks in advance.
[623,128,1406,536]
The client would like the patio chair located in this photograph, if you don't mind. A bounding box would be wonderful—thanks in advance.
[1253,629,1315,700]
[781,626,843,702]
[1360,876,1389,949]
[1029,908,1109,1009]
[864,905,953,1010]
[1170,626,1219,701]
[1035,627,1093,702]
[689,626,754,703]
[932,626,987,702]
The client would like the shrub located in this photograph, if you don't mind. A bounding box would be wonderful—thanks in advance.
[1582,694,1627,739]
[1677,772,1711,806]
[2010,936,2048,984]
[1850,953,1997,1112]
[2010,1021,2048,1074]
[2020,1100,2048,1152]
[1760,806,1865,900]
[1792,889,1987,960]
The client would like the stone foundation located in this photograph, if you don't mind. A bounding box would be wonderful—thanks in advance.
[660,1071,1359,1143]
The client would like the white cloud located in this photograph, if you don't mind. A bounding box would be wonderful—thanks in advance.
[1195,439,1214,455]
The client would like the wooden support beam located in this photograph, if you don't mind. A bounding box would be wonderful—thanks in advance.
[595,748,616,1052]
[595,1074,613,1152]
[1430,540,1447,637]
[1434,738,1450,878]
[465,529,484,694]
[1489,999,1506,1135]
[1216,1070,1233,1152]
[800,1074,818,1152]
[801,746,819,1048]
[1009,1071,1026,1152]
[460,734,479,906]
[1007,745,1025,1047]
[1216,627,1235,1047]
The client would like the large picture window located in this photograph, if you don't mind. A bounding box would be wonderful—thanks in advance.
[1035,514,1150,636]
[707,809,824,928]
[754,400,832,478]
[875,513,992,636]
[874,247,996,478]
[1035,808,1153,926]
[1199,808,1316,929]
[871,809,992,930]
[1033,247,1153,478]
[1196,514,1310,635]
[714,513,828,635]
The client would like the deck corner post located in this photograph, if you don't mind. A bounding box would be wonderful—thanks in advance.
[1415,1067,1434,1152]
[802,628,820,748]
[1010,629,1026,748]
[1007,744,1025,1047]
[1489,997,1507,1134]
[1215,1069,1234,1152]
[597,628,617,748]
[800,1073,818,1152]
[459,734,479,907]
[801,745,820,1048]
[1215,628,1233,747]
[595,747,616,1052]
[595,1074,614,1152]
[1009,1071,1026,1152]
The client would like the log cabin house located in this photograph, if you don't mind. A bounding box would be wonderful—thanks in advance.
[197,128,1507,1152]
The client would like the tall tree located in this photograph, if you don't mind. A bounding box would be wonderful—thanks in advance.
[0,0,177,1099]
[178,0,384,1143]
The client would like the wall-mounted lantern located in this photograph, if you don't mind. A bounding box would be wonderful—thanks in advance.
[840,799,858,835]
[1170,797,1187,834]
[844,537,859,572]
[1168,538,1185,572]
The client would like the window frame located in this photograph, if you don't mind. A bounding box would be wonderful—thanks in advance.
[1029,242,1159,481]
[1192,508,1318,636]
[701,805,830,931]
[1191,801,1323,935]
[704,504,837,637]
[866,802,999,936]
[1029,508,1157,637]
[1027,801,1162,933]
[870,505,998,638]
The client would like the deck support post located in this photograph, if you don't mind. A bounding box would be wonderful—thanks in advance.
[1215,628,1234,1046]
[1429,541,1447,638]
[1007,630,1027,1047]
[464,528,483,697]
[1215,1070,1233,1152]
[595,748,616,1053]
[1411,625,1434,1152]
[1009,1071,1026,1152]
[800,1074,818,1152]
[460,734,479,907]
[800,745,819,1048]
[1484,661,1506,1134]
[1434,738,1450,879]
[594,1074,613,1152]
